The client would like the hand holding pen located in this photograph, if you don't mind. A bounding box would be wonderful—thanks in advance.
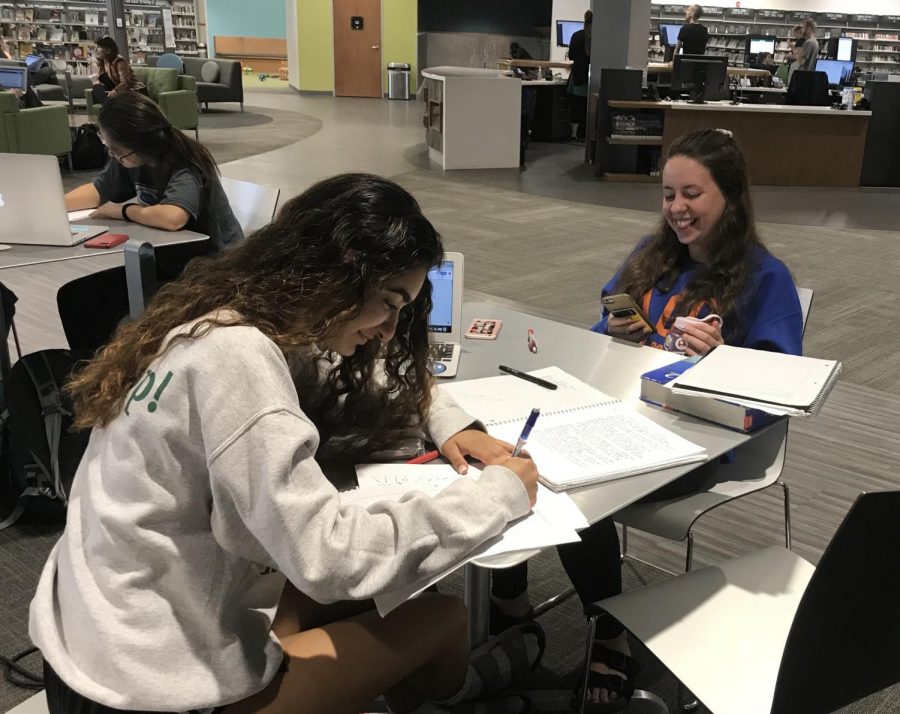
[503,408,540,506]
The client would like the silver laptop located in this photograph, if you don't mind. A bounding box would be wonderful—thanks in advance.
[0,154,108,246]
[0,66,28,91]
[428,251,464,378]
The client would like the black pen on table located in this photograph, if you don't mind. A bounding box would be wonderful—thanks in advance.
[498,364,558,391]
[512,408,541,457]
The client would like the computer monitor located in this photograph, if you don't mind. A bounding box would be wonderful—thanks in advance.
[556,20,584,48]
[816,59,854,87]
[0,66,28,91]
[749,37,776,55]
[25,54,44,69]
[837,37,854,62]
[660,23,683,47]
[671,54,729,103]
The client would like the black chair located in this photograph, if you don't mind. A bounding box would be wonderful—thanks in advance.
[786,69,830,106]
[591,490,900,713]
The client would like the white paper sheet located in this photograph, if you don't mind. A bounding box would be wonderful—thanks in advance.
[67,209,94,222]
[345,463,588,615]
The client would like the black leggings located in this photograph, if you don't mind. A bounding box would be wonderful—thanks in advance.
[491,461,720,639]
[43,660,223,714]
[57,242,211,352]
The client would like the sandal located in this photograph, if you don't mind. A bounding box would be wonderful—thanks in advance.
[574,641,641,714]
[469,621,546,697]
[452,694,534,714]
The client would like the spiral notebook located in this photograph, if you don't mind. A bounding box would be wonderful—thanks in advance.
[439,367,706,492]
[669,346,842,417]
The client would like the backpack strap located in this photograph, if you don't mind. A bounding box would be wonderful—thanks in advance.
[21,354,69,506]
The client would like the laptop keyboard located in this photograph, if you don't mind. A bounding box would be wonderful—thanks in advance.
[430,343,455,362]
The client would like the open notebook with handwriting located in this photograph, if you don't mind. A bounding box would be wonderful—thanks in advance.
[439,366,707,492]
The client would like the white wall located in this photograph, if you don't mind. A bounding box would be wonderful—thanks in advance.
[551,0,590,63]
[651,0,900,15]
[284,0,298,89]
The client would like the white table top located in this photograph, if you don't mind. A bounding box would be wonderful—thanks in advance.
[422,66,514,81]
[457,301,774,527]
[0,219,208,271]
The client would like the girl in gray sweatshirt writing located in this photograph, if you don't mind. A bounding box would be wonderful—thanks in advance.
[29,174,539,714]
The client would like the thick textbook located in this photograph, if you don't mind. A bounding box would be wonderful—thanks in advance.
[669,345,841,417]
[641,359,779,433]
[440,366,706,492]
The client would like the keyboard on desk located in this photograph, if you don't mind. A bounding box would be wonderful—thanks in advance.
[430,343,455,362]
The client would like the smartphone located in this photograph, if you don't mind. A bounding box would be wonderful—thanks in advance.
[601,293,654,334]
[465,318,503,340]
[84,233,128,249]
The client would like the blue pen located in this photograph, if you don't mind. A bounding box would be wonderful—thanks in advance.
[512,408,540,457]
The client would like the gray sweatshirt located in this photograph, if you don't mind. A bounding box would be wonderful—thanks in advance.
[29,324,530,711]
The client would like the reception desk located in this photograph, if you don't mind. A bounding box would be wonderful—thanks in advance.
[603,100,871,187]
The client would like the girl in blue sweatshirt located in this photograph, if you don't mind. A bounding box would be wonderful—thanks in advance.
[492,129,803,712]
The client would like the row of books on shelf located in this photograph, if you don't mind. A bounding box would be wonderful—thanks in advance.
[611,113,664,137]
[1,25,105,43]
[0,8,106,24]
[127,12,162,28]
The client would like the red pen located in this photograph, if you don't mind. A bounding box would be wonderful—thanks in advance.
[527,328,538,353]
[405,449,440,464]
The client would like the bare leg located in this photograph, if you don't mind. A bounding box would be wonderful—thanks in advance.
[226,584,469,714]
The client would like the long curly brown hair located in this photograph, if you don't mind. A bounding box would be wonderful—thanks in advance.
[68,174,444,446]
[615,129,766,341]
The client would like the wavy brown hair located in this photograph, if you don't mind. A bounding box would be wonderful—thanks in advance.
[69,174,444,447]
[615,129,767,342]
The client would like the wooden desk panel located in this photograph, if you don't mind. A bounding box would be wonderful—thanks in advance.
[661,108,869,187]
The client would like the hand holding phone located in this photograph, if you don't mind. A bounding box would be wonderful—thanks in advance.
[601,293,654,339]
[84,233,128,249]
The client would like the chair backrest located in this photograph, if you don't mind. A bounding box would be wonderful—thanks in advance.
[220,176,279,236]
[796,287,813,337]
[156,53,184,74]
[132,66,178,101]
[771,490,900,713]
[786,70,830,106]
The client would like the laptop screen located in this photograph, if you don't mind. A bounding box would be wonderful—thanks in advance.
[428,260,455,334]
[0,67,27,90]
[25,54,44,68]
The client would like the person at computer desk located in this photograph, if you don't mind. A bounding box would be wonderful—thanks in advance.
[90,35,146,105]
[490,129,802,712]
[567,9,592,140]
[31,173,543,714]
[751,52,778,75]
[60,91,242,352]
[674,4,709,57]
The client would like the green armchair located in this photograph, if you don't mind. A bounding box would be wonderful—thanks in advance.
[0,91,73,167]
[85,67,199,138]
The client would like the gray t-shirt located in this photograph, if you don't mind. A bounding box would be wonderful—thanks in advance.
[797,37,819,71]
[93,160,243,251]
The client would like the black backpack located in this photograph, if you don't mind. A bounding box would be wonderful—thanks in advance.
[70,124,107,171]
[0,350,91,529]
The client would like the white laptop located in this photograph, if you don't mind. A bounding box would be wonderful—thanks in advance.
[428,251,464,378]
[0,154,108,246]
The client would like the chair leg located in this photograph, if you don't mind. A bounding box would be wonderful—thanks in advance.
[240,101,243,112]
[684,530,694,573]
[620,524,628,563]
[780,480,792,550]
[66,152,73,172]
[576,613,600,714]
[194,128,199,140]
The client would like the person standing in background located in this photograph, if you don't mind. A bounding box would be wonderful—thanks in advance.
[675,5,709,57]
[567,9,592,141]
[0,36,12,60]
[789,18,819,80]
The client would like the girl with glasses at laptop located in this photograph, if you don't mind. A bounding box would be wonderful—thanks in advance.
[31,173,543,714]
[490,129,804,712]
[59,91,242,352]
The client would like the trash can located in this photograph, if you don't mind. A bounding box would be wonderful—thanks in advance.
[387,62,411,100]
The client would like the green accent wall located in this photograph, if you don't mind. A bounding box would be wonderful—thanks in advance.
[298,0,334,92]
[383,0,418,92]
[296,0,418,94]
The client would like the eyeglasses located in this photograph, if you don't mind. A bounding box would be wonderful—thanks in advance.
[101,142,136,162]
